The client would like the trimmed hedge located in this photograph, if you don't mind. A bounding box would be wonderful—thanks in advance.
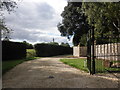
[2,41,26,60]
[34,43,72,57]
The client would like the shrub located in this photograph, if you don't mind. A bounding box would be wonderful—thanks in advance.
[2,41,26,60]
[34,43,72,57]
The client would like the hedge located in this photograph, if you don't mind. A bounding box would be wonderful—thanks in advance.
[2,41,26,60]
[34,43,72,57]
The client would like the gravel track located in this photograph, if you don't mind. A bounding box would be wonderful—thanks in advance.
[2,57,120,88]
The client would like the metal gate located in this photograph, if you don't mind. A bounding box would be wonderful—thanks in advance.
[87,28,120,74]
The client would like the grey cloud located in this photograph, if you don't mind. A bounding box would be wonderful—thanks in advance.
[10,26,67,43]
[36,2,55,19]
[4,1,68,44]
[5,2,57,30]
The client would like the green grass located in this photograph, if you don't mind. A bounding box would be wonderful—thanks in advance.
[2,49,40,75]
[60,58,120,73]
[95,59,105,73]
[95,59,120,73]
[27,49,36,58]
[60,58,89,72]
[2,57,40,74]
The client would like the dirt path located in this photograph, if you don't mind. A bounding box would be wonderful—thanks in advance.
[2,57,119,88]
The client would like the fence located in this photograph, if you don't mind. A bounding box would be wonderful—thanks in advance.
[73,43,120,73]
[73,43,120,60]
[95,43,120,61]
[73,45,87,57]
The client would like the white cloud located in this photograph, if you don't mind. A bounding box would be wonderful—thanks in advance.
[4,0,73,46]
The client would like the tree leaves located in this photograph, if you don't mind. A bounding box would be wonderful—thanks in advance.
[0,0,18,40]
[57,2,89,46]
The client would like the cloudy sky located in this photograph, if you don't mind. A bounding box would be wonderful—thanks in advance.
[4,0,73,46]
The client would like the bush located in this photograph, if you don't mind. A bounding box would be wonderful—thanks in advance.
[2,41,26,60]
[34,43,72,57]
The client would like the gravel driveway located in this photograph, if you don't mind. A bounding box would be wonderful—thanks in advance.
[2,57,120,88]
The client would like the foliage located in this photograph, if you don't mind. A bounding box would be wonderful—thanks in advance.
[57,2,90,46]
[79,34,87,46]
[34,43,72,57]
[0,1,17,12]
[2,41,26,60]
[60,42,70,47]
[39,42,59,46]
[23,41,33,49]
[58,2,120,46]
[48,42,59,45]
[82,2,120,38]
[0,0,18,40]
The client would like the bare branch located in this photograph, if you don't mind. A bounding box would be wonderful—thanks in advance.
[113,22,119,30]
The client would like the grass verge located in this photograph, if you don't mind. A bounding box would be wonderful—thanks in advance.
[60,58,120,73]
[60,58,89,72]
[2,57,40,74]
[2,49,39,75]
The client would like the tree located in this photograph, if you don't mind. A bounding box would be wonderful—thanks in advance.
[82,2,120,38]
[48,42,59,45]
[23,41,33,49]
[60,42,70,47]
[0,0,17,40]
[57,2,90,46]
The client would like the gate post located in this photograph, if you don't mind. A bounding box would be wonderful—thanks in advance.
[92,26,95,74]
[87,29,92,74]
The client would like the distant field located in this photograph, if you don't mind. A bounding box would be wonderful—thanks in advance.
[27,49,36,58]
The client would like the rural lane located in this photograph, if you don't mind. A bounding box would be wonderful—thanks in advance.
[2,57,120,88]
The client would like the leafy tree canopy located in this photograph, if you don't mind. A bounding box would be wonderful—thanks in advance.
[82,2,120,38]
[57,2,90,46]
[58,2,120,46]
